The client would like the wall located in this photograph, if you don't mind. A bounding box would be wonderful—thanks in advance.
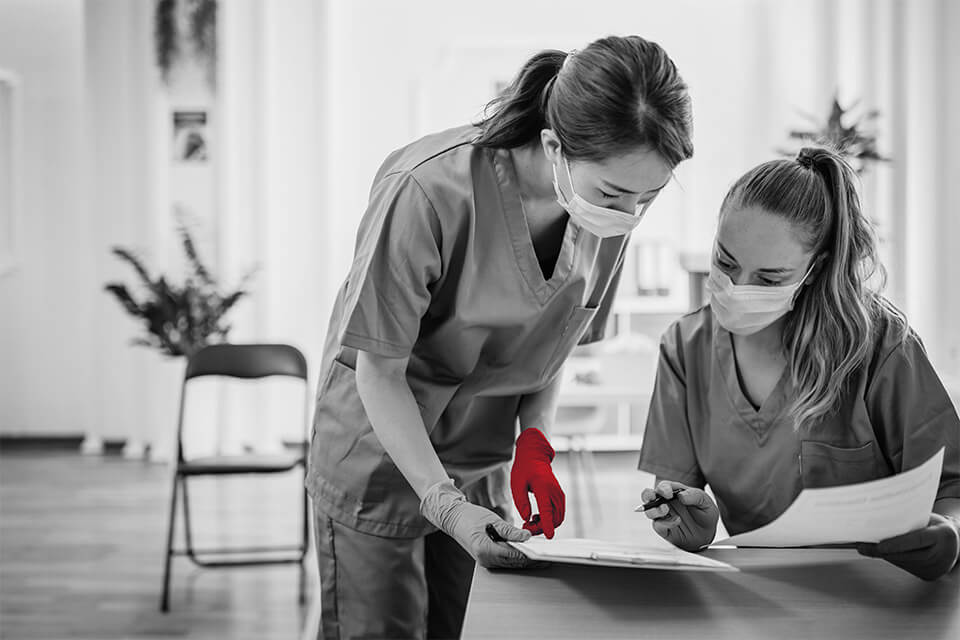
[0,0,92,435]
[0,0,956,443]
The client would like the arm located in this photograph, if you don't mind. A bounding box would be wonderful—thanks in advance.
[354,350,447,499]
[356,349,533,568]
[517,367,564,434]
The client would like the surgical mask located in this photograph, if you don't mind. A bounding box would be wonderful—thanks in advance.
[705,264,813,335]
[552,156,646,238]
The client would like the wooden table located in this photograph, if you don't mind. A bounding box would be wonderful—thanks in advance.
[462,548,960,639]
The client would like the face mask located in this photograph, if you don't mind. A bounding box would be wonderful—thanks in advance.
[705,264,813,335]
[552,156,647,238]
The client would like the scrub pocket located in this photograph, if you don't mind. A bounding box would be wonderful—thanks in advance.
[800,440,880,489]
[541,305,598,379]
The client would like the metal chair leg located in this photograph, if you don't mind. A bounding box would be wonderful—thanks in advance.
[299,475,308,605]
[160,472,180,612]
[181,475,196,561]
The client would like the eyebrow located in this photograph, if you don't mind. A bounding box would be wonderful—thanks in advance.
[716,241,795,274]
[600,176,670,197]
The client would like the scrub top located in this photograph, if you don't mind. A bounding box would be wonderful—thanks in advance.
[307,125,628,538]
[638,306,960,536]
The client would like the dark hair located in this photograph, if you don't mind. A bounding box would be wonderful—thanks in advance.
[719,146,905,431]
[474,35,694,167]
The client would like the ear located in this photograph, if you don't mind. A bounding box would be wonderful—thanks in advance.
[540,129,561,164]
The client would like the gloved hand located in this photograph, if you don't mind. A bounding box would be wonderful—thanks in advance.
[420,479,534,568]
[857,513,960,581]
[641,480,719,552]
[511,428,565,539]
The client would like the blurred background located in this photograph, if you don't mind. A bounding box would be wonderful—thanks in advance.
[0,1,958,638]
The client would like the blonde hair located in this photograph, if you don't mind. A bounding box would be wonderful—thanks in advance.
[720,147,906,431]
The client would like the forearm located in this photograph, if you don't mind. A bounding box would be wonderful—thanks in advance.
[517,367,564,434]
[355,351,449,499]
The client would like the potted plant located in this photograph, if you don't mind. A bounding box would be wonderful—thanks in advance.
[778,94,889,174]
[104,222,254,359]
[102,219,255,461]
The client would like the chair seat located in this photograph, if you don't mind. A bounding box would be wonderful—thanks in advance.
[179,453,305,475]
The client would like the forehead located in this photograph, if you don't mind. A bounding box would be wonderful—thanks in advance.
[717,205,812,267]
[579,148,673,193]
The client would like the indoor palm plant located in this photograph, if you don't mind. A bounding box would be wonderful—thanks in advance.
[104,221,255,359]
[779,94,889,174]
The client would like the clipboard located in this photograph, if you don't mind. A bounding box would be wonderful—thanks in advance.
[508,538,738,572]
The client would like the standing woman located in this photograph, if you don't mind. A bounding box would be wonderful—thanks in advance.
[307,35,693,639]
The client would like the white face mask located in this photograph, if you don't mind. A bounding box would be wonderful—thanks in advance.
[705,264,813,335]
[552,156,647,238]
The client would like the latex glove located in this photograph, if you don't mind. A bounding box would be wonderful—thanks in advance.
[641,480,719,552]
[510,428,565,539]
[420,479,534,569]
[857,513,960,581]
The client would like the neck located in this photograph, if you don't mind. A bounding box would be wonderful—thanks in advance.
[736,315,788,356]
[509,142,560,204]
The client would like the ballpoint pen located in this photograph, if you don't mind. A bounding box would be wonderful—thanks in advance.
[634,488,685,512]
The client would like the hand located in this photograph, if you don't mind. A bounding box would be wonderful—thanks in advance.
[420,479,534,569]
[641,480,719,552]
[857,513,960,581]
[511,428,565,539]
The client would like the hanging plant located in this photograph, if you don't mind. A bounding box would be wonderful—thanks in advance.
[778,93,890,174]
[154,0,217,89]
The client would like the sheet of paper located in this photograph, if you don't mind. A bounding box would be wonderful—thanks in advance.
[715,447,944,548]
[509,538,737,572]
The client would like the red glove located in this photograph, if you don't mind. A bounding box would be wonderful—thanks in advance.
[510,428,565,539]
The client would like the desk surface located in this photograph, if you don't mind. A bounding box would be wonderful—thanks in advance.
[463,548,959,639]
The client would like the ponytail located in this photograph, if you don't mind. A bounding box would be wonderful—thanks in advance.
[473,50,566,150]
[475,36,693,167]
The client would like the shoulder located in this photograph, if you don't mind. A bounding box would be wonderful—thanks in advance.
[864,303,916,381]
[374,124,483,192]
[659,306,715,373]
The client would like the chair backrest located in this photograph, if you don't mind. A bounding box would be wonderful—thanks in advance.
[175,344,309,461]
[185,344,307,381]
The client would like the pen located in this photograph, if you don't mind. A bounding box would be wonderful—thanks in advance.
[634,488,685,512]
[485,523,506,542]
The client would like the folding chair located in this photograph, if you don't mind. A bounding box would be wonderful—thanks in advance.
[160,343,310,612]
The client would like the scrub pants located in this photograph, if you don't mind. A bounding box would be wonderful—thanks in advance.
[313,477,511,640]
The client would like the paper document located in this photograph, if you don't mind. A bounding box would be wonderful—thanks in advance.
[715,447,944,548]
[509,538,737,572]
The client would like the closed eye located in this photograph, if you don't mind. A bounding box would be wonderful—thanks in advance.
[599,190,618,199]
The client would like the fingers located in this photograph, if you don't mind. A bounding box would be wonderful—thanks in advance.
[490,519,531,543]
[657,480,688,498]
[476,539,533,569]
[676,488,709,509]
[523,520,543,536]
[511,480,532,523]
[875,527,935,556]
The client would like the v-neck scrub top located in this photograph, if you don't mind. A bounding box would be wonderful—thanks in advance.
[638,306,960,536]
[307,125,628,538]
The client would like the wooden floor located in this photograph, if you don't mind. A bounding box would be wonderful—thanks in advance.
[0,450,658,640]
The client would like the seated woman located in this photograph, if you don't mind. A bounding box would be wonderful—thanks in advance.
[637,146,960,581]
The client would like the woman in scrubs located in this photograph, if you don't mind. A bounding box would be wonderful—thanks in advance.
[308,35,694,639]
[638,146,960,581]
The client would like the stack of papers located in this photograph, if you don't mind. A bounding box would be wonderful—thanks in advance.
[714,447,944,548]
[509,538,738,572]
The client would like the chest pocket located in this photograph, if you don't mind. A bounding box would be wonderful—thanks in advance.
[540,305,598,380]
[800,440,881,489]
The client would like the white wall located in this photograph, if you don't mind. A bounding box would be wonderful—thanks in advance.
[0,0,956,442]
[0,0,92,435]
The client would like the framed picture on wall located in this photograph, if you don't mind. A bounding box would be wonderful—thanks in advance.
[0,70,20,277]
[172,110,209,163]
